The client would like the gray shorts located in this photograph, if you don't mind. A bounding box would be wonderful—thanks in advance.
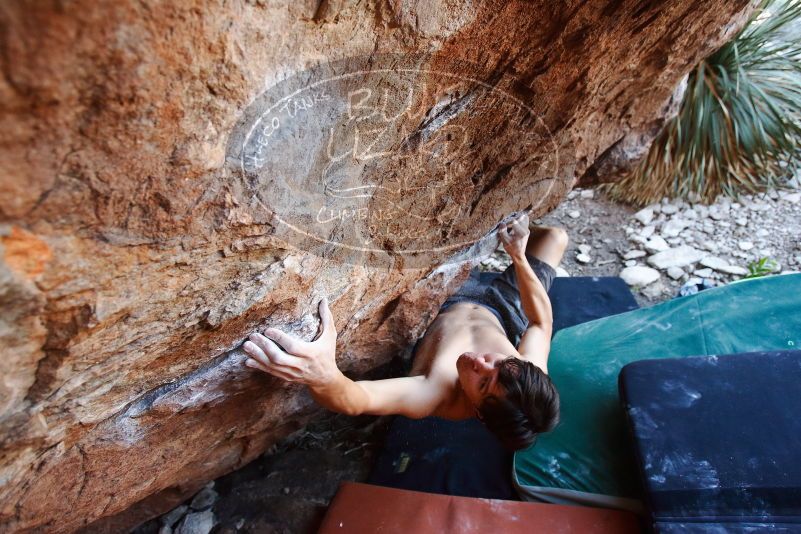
[439,254,556,347]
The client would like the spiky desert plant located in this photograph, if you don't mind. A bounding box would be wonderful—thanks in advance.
[604,0,801,206]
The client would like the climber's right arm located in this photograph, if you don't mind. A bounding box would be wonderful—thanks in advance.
[242,297,439,418]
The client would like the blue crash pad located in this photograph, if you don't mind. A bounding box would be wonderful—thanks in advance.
[620,350,801,531]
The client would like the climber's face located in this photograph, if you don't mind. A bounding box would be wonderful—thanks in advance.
[456,352,508,408]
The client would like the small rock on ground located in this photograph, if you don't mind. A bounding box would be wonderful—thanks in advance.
[623,250,646,260]
[176,510,215,534]
[644,236,669,253]
[189,487,218,511]
[620,266,660,287]
[666,266,685,280]
[161,505,188,528]
[647,246,706,269]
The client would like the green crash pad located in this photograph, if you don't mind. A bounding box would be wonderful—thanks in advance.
[513,274,801,512]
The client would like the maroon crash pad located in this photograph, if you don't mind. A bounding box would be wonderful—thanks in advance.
[319,482,642,533]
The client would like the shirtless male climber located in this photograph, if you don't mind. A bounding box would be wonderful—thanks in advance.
[243,213,568,450]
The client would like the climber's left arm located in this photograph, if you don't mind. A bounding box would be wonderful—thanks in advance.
[242,298,440,418]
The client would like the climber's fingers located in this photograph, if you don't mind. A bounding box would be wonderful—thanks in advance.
[318,296,336,336]
[499,215,530,243]
[512,212,530,228]
[499,224,512,244]
[245,357,301,382]
[246,333,305,370]
[262,327,311,356]
[244,357,271,374]
[509,217,530,240]
[243,338,306,382]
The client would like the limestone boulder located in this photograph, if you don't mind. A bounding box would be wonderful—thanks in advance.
[0,0,754,531]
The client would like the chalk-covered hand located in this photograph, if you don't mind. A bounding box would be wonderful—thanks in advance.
[499,213,530,260]
[243,297,339,387]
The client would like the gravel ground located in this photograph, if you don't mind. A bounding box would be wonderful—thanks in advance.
[481,182,801,307]
[135,180,801,533]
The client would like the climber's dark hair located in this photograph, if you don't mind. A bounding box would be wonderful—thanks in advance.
[477,356,560,451]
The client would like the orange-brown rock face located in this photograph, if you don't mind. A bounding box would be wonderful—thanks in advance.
[0,1,752,531]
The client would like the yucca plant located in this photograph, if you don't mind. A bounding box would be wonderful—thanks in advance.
[604,0,801,206]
